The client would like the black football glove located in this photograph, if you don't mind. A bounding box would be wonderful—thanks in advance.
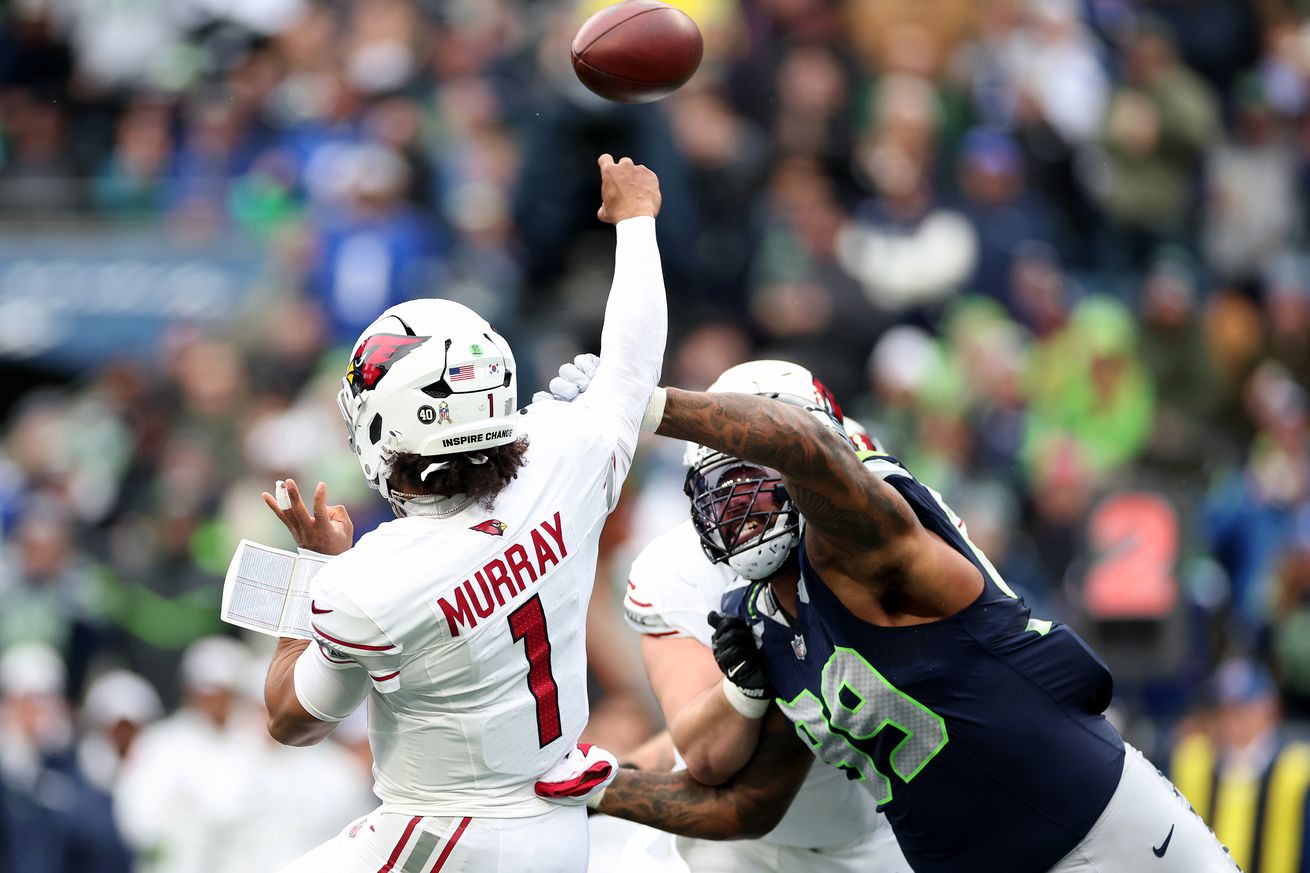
[708,611,772,700]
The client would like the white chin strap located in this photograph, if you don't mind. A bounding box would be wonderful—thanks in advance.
[726,518,799,581]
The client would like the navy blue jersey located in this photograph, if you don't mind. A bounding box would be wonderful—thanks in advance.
[727,454,1125,873]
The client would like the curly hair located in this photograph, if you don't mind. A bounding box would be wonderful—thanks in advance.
[384,436,530,509]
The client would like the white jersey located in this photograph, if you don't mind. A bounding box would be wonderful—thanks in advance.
[625,521,888,851]
[303,400,632,818]
[293,215,665,822]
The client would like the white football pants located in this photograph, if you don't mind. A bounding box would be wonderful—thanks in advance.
[279,804,589,873]
[1050,743,1240,872]
[674,820,912,873]
[587,815,911,873]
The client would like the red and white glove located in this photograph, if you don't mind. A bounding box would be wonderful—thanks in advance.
[534,743,618,808]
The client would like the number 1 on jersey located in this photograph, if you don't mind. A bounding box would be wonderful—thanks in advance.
[508,594,562,747]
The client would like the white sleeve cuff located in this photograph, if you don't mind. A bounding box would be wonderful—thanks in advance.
[294,646,369,723]
[614,214,656,237]
[641,387,667,433]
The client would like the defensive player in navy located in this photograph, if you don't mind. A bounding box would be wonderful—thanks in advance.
[539,388,1238,872]
[550,358,908,871]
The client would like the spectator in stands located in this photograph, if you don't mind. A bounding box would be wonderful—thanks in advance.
[305,145,448,342]
[1203,75,1299,285]
[1097,17,1219,268]
[1024,296,1156,479]
[0,642,130,872]
[58,0,186,91]
[1171,659,1310,873]
[1005,239,1075,335]
[1014,0,1110,148]
[115,636,370,872]
[0,502,113,696]
[1262,253,1310,394]
[91,99,173,218]
[943,298,1030,484]
[113,636,266,872]
[1272,508,1310,721]
[669,88,767,312]
[839,75,978,315]
[861,324,941,455]
[77,670,162,795]
[954,126,1053,301]
[751,157,879,398]
[0,91,84,216]
[770,43,854,174]
[1205,363,1310,632]
[1137,253,1221,474]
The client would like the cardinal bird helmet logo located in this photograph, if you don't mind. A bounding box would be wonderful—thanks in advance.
[345,334,428,397]
[470,519,508,537]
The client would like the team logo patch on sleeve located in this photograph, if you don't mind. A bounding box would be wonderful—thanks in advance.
[470,519,508,537]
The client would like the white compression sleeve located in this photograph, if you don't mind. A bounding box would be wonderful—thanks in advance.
[293,645,369,723]
[577,215,667,464]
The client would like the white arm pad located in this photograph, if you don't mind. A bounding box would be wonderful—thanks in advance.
[294,645,369,723]
[578,216,667,466]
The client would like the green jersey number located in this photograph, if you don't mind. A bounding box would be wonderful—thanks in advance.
[778,647,948,806]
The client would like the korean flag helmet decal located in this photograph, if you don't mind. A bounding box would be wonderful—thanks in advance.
[337,299,517,514]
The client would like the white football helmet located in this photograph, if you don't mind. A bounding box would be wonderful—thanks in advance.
[842,415,885,453]
[681,360,846,468]
[683,360,852,581]
[336,299,517,514]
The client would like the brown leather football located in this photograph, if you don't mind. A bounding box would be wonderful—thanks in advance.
[571,1,703,104]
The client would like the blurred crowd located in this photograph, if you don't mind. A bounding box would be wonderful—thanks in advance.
[3,0,1310,869]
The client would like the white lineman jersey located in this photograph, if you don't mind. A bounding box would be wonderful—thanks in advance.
[625,521,898,857]
[305,400,631,819]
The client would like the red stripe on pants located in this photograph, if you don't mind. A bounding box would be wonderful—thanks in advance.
[377,816,422,873]
[429,817,473,872]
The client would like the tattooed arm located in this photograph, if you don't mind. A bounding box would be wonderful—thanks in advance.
[595,707,812,839]
[655,388,918,561]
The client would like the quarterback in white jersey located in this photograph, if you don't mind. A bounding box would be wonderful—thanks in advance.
[261,155,664,873]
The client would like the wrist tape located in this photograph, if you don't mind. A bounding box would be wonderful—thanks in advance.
[721,677,770,719]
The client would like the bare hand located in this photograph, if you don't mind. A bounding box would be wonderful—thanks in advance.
[597,154,661,224]
[261,478,354,556]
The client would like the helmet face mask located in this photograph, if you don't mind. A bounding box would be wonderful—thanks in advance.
[337,300,518,515]
[680,358,870,579]
[685,452,799,580]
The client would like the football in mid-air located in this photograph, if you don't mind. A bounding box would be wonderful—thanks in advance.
[571,1,703,104]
